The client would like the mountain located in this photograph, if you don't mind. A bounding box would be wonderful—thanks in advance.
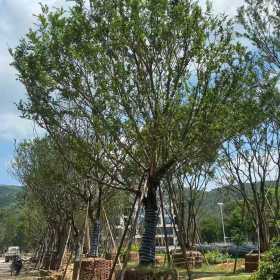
[0,185,22,208]
[201,186,242,217]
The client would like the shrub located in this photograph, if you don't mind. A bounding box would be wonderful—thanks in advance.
[252,239,280,280]
[130,243,140,252]
[205,250,230,264]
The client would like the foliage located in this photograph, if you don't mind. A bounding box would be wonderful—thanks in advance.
[10,0,278,264]
[224,201,254,243]
[11,137,86,262]
[217,121,280,251]
[238,0,280,72]
[205,250,230,264]
[131,243,140,252]
[0,185,21,208]
[200,216,220,243]
[11,0,275,196]
[0,187,47,251]
[0,208,23,250]
[238,0,280,123]
[252,239,280,280]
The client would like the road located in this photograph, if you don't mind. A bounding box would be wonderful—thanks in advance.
[0,257,12,279]
[0,256,43,279]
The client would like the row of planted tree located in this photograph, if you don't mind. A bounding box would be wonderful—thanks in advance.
[9,0,280,278]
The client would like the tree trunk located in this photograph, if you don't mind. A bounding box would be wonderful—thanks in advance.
[89,187,102,257]
[233,255,237,273]
[159,185,171,265]
[258,216,270,252]
[89,221,101,256]
[139,178,159,265]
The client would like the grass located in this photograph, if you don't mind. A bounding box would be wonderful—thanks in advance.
[196,274,251,280]
[122,257,253,280]
[176,259,252,279]
[216,276,251,280]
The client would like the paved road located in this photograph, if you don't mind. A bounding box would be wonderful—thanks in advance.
[0,257,12,278]
[0,256,41,279]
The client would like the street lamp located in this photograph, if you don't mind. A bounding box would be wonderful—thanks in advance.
[217,202,227,245]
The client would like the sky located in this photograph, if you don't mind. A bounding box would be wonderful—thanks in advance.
[0,0,244,185]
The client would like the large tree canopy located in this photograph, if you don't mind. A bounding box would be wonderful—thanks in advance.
[11,0,276,264]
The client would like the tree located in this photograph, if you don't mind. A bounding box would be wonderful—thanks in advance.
[165,164,211,249]
[11,0,274,265]
[238,0,280,122]
[224,201,254,243]
[238,0,280,72]
[218,121,280,251]
[254,238,280,280]
[12,137,85,269]
[231,230,246,273]
[200,216,220,243]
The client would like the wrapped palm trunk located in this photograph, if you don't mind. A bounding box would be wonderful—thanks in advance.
[139,180,159,265]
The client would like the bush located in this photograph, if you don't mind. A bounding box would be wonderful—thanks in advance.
[130,243,140,252]
[252,239,280,280]
[205,250,230,264]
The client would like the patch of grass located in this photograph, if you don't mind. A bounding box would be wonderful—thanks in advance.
[123,260,252,280]
[204,275,251,280]
[180,260,251,279]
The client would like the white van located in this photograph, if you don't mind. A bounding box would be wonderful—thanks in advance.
[4,246,20,262]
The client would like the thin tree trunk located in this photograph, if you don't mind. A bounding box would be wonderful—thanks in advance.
[159,185,171,265]
[233,254,237,274]
[35,243,43,269]
[167,179,192,280]
[40,231,51,269]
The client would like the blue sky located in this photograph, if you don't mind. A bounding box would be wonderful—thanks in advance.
[0,0,244,186]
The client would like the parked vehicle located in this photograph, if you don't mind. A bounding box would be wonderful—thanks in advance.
[4,246,20,262]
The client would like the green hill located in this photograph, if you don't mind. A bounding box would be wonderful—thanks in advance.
[0,185,22,208]
[201,186,241,217]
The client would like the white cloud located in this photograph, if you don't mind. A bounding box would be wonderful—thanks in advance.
[0,0,68,140]
[200,0,244,16]
[0,113,45,141]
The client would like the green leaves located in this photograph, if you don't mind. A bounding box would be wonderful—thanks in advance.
[10,0,276,187]
[238,0,280,72]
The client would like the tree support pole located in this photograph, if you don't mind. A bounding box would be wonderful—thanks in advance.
[120,180,149,280]
[73,201,89,280]
[108,192,140,280]
[59,225,72,271]
[159,185,171,266]
[102,206,122,269]
[108,175,145,280]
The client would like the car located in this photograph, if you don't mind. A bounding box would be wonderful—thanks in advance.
[4,247,20,262]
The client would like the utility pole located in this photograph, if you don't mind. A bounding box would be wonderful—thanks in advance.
[217,202,226,246]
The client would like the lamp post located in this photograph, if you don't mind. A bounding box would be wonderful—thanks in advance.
[217,202,226,245]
